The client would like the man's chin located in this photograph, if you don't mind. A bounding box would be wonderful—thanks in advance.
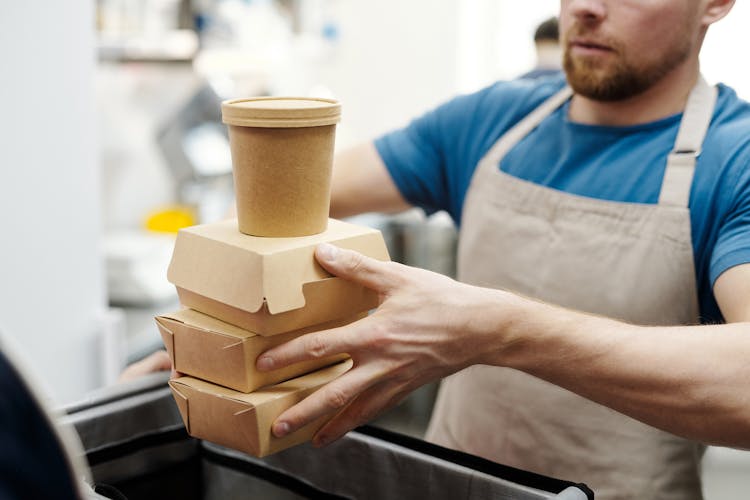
[567,82,634,102]
[565,67,643,102]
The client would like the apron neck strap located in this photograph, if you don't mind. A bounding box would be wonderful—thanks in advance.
[479,86,573,170]
[658,75,718,207]
[479,76,717,209]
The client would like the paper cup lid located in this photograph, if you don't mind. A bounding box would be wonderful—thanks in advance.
[221,97,341,128]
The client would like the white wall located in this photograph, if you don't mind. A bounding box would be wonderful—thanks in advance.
[457,0,558,91]
[275,0,463,147]
[0,2,106,402]
[701,1,750,98]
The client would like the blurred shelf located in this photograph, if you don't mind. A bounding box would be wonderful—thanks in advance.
[98,29,198,63]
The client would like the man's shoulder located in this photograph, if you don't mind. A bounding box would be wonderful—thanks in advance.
[707,84,750,161]
[695,84,750,205]
[437,75,567,132]
[713,84,750,129]
[478,74,567,111]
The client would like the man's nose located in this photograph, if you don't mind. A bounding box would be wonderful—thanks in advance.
[563,0,607,26]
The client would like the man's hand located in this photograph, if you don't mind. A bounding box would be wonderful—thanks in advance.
[256,243,506,447]
[118,350,172,383]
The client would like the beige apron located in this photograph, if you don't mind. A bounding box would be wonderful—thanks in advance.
[425,77,717,500]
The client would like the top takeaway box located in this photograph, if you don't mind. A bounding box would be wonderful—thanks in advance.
[167,218,390,336]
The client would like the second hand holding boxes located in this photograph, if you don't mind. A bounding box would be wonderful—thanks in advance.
[159,97,390,457]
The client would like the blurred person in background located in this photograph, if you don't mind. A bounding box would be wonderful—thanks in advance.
[257,1,749,498]
[520,16,563,79]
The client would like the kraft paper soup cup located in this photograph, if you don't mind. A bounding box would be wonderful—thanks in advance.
[221,97,341,237]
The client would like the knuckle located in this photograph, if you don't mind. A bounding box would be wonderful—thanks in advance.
[324,387,350,411]
[364,321,393,348]
[284,414,304,429]
[345,251,366,273]
[305,334,328,359]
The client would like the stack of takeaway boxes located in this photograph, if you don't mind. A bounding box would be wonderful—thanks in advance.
[156,97,390,457]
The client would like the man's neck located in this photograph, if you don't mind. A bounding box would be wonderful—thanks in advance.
[567,63,701,127]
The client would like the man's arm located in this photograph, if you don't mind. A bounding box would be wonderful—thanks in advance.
[492,262,750,449]
[329,142,411,218]
[257,248,750,449]
[714,262,750,322]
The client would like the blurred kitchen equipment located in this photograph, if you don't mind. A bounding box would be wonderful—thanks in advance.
[398,210,458,278]
[104,230,177,306]
[345,209,458,277]
[156,82,236,224]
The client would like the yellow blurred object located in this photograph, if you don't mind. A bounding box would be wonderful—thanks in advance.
[145,206,196,233]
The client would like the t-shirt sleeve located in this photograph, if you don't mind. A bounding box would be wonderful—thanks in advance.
[375,84,507,220]
[373,77,567,221]
[374,99,462,214]
[709,148,750,285]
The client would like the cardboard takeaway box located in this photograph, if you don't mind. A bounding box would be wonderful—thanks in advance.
[167,218,390,336]
[170,359,353,457]
[157,308,363,393]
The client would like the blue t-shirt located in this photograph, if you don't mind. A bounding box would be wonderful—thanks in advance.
[375,75,750,323]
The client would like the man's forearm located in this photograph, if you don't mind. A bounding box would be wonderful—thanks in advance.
[329,143,411,218]
[487,293,750,448]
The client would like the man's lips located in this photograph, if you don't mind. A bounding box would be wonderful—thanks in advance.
[569,38,614,54]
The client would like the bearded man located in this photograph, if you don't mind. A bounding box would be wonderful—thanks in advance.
[256,1,750,498]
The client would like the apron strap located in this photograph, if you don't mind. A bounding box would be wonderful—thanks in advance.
[477,77,717,209]
[658,76,718,207]
[479,86,573,171]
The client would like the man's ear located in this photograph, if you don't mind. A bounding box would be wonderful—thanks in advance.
[702,0,735,26]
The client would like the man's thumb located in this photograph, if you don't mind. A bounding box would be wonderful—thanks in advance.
[315,243,390,291]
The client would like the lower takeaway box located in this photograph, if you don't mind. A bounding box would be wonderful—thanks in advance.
[169,360,352,457]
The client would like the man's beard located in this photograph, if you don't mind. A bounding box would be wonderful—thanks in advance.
[563,29,691,101]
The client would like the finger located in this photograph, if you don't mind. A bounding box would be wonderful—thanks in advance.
[272,363,383,438]
[118,350,173,382]
[146,350,173,372]
[312,381,409,447]
[315,243,398,293]
[257,319,365,371]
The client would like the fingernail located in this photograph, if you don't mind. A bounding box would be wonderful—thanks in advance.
[317,243,339,262]
[274,421,290,437]
[256,356,274,371]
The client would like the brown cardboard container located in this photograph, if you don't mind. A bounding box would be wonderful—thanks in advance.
[157,308,363,393]
[222,97,341,237]
[167,218,390,336]
[169,359,352,457]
